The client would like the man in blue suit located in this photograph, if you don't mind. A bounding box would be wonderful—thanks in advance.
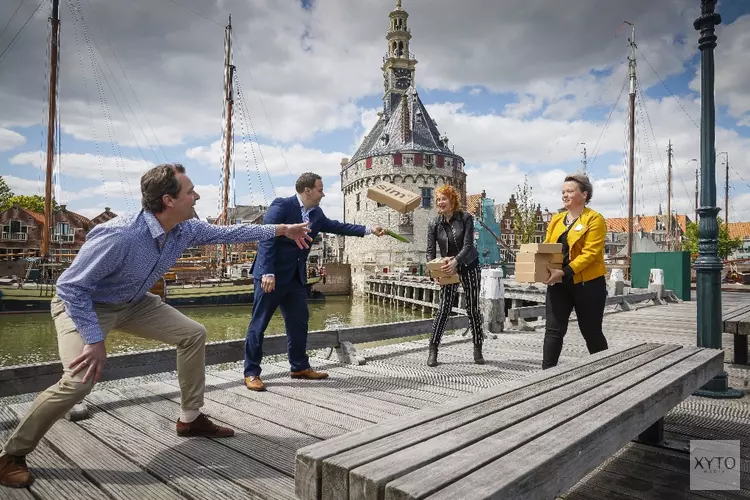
[244,172,385,391]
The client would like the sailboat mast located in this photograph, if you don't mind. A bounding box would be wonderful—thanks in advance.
[625,22,636,268]
[42,0,61,260]
[666,140,672,250]
[221,15,234,275]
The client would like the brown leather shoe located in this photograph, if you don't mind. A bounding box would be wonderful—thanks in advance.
[176,414,234,438]
[244,376,266,392]
[291,368,329,380]
[0,454,33,488]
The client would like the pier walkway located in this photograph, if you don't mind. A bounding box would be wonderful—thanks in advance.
[1,293,749,499]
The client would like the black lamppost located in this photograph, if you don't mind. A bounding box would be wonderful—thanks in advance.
[693,0,742,398]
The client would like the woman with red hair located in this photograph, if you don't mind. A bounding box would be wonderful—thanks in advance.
[426,184,484,366]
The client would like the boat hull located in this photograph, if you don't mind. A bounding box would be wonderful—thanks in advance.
[0,278,325,313]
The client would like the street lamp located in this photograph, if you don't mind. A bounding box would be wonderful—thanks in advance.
[693,0,742,398]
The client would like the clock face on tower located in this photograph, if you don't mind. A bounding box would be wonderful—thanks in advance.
[392,68,411,90]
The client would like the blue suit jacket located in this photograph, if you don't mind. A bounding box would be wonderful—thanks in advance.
[251,196,367,285]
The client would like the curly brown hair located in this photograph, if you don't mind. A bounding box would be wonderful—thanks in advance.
[435,184,461,212]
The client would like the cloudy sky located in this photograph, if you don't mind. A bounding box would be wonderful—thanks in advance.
[1,0,749,224]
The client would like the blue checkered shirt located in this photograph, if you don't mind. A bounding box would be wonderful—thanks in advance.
[56,210,276,344]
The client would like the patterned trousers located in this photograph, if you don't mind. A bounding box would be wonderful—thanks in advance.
[430,266,484,346]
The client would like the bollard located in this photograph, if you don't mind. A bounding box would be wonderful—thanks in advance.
[609,268,625,296]
[648,268,667,304]
[480,269,505,335]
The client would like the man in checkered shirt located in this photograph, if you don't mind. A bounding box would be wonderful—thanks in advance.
[0,163,311,489]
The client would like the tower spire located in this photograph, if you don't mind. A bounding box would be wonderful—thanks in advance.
[382,0,417,116]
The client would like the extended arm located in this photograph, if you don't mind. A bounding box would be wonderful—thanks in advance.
[320,213,368,237]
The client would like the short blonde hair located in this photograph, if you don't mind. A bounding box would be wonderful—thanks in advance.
[435,184,461,212]
[564,173,593,204]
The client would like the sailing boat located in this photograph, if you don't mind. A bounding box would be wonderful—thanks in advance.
[0,5,321,312]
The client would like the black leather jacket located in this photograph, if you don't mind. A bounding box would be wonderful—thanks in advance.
[427,211,479,269]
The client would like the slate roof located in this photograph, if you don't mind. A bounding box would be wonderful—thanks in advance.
[347,87,461,166]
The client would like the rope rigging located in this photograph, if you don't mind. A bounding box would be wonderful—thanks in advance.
[67,0,136,211]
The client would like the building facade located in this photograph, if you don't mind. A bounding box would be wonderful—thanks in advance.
[341,0,467,294]
[0,204,93,262]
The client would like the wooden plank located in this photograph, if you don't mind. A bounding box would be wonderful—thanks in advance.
[722,304,750,322]
[0,330,334,397]
[0,314,462,397]
[421,348,723,500]
[338,317,468,344]
[115,383,299,476]
[207,372,372,431]
[0,410,61,500]
[294,343,655,500]
[73,393,260,499]
[138,380,320,449]
[348,344,683,500]
[7,402,186,500]
[303,365,436,409]
[164,375,350,440]
[508,292,657,320]
[241,364,414,421]
[378,346,696,500]
[85,389,297,499]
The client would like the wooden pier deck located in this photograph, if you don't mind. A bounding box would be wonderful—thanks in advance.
[2,293,750,499]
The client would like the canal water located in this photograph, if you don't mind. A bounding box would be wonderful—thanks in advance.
[0,296,426,367]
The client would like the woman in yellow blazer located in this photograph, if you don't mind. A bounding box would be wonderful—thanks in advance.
[541,173,609,369]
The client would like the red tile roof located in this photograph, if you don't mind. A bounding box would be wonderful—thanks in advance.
[606,214,691,233]
[20,208,44,225]
[728,222,750,240]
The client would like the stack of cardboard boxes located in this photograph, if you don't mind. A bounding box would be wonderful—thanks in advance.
[426,258,460,285]
[514,243,564,283]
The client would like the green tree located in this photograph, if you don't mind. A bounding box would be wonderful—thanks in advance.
[511,176,539,245]
[0,195,58,214]
[0,176,12,208]
[683,218,743,260]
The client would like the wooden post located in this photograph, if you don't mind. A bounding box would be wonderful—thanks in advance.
[481,269,505,335]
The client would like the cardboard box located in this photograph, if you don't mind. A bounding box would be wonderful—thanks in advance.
[515,262,561,274]
[367,182,421,213]
[435,274,460,285]
[515,252,563,264]
[426,257,453,278]
[515,271,555,283]
[514,261,562,283]
[518,243,563,254]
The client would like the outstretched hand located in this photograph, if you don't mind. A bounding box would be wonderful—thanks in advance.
[282,222,313,249]
[372,226,387,237]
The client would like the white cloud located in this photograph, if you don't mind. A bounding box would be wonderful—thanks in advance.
[187,139,348,178]
[0,128,25,151]
[692,14,750,124]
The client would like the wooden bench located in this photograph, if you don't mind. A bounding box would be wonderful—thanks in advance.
[724,304,750,365]
[295,342,723,500]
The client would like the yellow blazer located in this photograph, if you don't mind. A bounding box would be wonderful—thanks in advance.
[544,207,607,284]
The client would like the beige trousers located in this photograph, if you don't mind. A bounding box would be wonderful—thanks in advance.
[2,293,207,456]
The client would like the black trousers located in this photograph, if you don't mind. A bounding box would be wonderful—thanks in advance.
[542,275,608,369]
[431,266,484,346]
